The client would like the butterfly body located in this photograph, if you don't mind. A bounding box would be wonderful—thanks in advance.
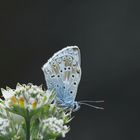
[42,46,81,110]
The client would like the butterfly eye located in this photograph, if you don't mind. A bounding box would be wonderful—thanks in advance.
[60,70,63,73]
[57,75,60,77]
[63,86,65,89]
[64,67,67,71]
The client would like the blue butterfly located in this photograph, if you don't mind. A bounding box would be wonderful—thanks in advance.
[42,46,103,111]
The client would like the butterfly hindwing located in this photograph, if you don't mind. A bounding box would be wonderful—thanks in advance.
[42,46,81,108]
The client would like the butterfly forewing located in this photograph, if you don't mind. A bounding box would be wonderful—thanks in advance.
[42,46,81,107]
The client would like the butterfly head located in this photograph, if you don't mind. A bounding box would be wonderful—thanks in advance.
[73,101,80,112]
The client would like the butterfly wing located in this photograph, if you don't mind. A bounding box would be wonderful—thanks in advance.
[42,46,81,108]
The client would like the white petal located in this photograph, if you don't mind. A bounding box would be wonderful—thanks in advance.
[1,88,14,99]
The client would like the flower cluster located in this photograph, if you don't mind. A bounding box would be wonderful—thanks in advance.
[0,83,71,140]
[39,117,69,139]
[0,118,10,135]
[1,84,53,110]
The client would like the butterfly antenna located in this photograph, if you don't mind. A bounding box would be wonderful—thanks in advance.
[79,100,104,103]
[79,102,104,110]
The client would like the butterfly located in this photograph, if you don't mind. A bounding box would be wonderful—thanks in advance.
[42,46,104,111]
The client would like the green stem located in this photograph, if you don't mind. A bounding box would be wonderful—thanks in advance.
[47,138,56,140]
[25,109,30,140]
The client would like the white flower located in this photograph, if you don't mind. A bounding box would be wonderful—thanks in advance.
[0,118,10,135]
[1,88,14,100]
[1,84,54,111]
[41,117,69,138]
